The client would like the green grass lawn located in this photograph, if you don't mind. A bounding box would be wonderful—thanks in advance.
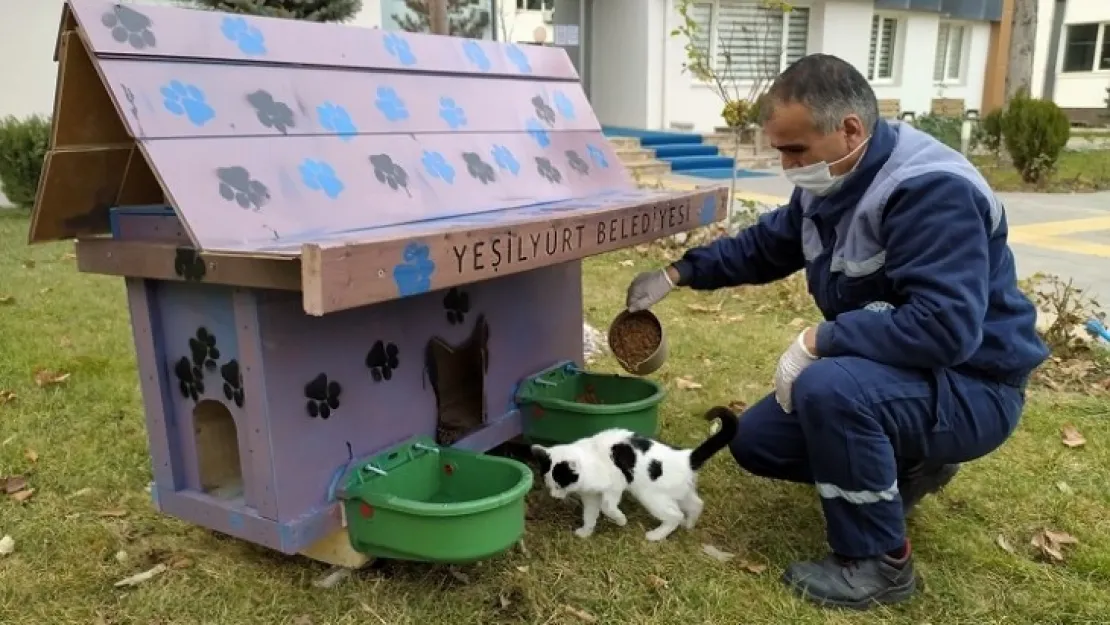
[1,210,1109,624]
[974,150,1110,193]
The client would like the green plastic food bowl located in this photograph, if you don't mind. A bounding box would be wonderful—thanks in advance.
[340,436,533,563]
[608,309,668,375]
[516,362,666,445]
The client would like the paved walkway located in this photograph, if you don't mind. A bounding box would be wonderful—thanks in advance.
[662,171,1110,308]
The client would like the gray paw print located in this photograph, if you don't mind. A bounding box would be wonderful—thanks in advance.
[246,90,295,134]
[566,150,590,175]
[462,152,496,184]
[101,6,156,50]
[369,154,409,192]
[536,157,562,184]
[216,166,271,211]
[532,96,556,126]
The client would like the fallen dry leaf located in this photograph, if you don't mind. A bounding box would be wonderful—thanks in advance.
[115,550,129,563]
[515,565,529,573]
[996,534,1016,554]
[0,391,15,405]
[98,509,129,518]
[59,336,73,349]
[39,287,51,295]
[675,376,703,390]
[71,487,93,498]
[788,317,807,328]
[33,369,71,388]
[1,435,14,446]
[0,296,13,305]
[2,476,28,494]
[1061,424,1086,448]
[687,302,723,314]
[724,314,745,322]
[618,259,634,267]
[311,565,348,588]
[728,400,749,412]
[1031,528,1079,562]
[113,563,167,588]
[702,543,735,562]
[61,252,77,261]
[291,616,313,625]
[1056,481,1074,495]
[10,489,35,504]
[0,535,14,556]
[563,605,598,623]
[739,560,767,574]
[647,574,669,589]
[24,449,38,464]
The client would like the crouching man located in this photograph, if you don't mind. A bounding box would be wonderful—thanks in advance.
[624,54,1048,610]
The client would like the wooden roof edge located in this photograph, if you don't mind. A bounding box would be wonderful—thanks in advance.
[74,237,301,291]
[300,184,731,316]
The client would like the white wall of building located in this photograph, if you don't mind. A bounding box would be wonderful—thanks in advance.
[1031,0,1110,110]
[638,0,993,132]
[587,0,653,127]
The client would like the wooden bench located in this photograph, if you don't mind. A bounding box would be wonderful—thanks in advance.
[930,98,966,117]
[878,99,902,120]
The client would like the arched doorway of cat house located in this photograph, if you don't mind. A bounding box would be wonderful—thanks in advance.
[193,399,244,500]
[425,314,490,446]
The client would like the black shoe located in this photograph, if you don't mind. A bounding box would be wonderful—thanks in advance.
[782,551,916,610]
[900,463,960,516]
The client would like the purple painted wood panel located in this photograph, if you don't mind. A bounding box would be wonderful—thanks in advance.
[114,212,191,244]
[140,131,632,253]
[125,278,186,491]
[101,59,598,138]
[248,188,691,254]
[70,0,578,79]
[232,290,279,519]
[256,262,583,522]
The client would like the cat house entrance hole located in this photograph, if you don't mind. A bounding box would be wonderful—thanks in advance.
[193,399,244,500]
[426,315,490,446]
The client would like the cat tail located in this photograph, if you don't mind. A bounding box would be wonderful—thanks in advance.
[688,406,740,471]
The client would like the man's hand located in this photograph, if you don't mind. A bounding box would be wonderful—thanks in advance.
[773,327,819,413]
[626,268,677,312]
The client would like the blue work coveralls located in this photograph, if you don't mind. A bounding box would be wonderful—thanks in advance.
[670,119,1050,558]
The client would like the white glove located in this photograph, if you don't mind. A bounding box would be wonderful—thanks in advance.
[773,329,819,413]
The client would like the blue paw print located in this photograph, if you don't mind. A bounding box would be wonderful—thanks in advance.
[699,194,717,226]
[384,32,416,66]
[299,158,345,199]
[506,44,532,74]
[553,91,576,120]
[421,150,456,184]
[525,119,550,148]
[317,101,357,141]
[439,97,467,130]
[491,145,520,176]
[463,40,491,72]
[160,80,215,127]
[586,143,609,168]
[220,16,266,55]
[374,86,409,122]
[393,242,436,297]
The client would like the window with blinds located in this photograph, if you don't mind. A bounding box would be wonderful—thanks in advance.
[933,22,965,82]
[685,1,810,82]
[867,14,899,82]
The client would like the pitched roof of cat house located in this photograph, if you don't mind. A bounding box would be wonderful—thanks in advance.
[31,0,728,315]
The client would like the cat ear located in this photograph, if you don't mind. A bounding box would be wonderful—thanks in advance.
[530,444,548,458]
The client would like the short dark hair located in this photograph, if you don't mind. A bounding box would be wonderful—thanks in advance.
[758,53,880,134]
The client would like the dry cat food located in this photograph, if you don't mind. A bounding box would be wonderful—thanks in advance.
[609,311,662,365]
[574,385,602,404]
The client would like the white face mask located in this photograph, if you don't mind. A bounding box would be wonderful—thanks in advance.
[784,138,870,197]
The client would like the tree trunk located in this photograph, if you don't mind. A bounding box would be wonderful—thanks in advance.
[429,0,449,34]
[1004,0,1037,102]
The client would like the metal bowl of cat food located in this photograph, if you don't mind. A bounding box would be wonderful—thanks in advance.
[608,309,668,376]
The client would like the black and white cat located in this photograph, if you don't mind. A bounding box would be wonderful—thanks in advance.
[531,406,739,542]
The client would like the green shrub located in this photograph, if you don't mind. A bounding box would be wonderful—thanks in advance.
[977,108,1004,155]
[1000,93,1071,184]
[913,113,964,151]
[0,115,50,209]
[721,100,753,129]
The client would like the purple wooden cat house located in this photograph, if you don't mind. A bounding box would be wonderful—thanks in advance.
[30,0,729,567]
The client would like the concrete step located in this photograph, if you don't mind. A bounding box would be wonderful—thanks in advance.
[626,160,672,177]
[652,144,720,158]
[615,148,654,163]
[607,136,641,149]
[667,155,736,171]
